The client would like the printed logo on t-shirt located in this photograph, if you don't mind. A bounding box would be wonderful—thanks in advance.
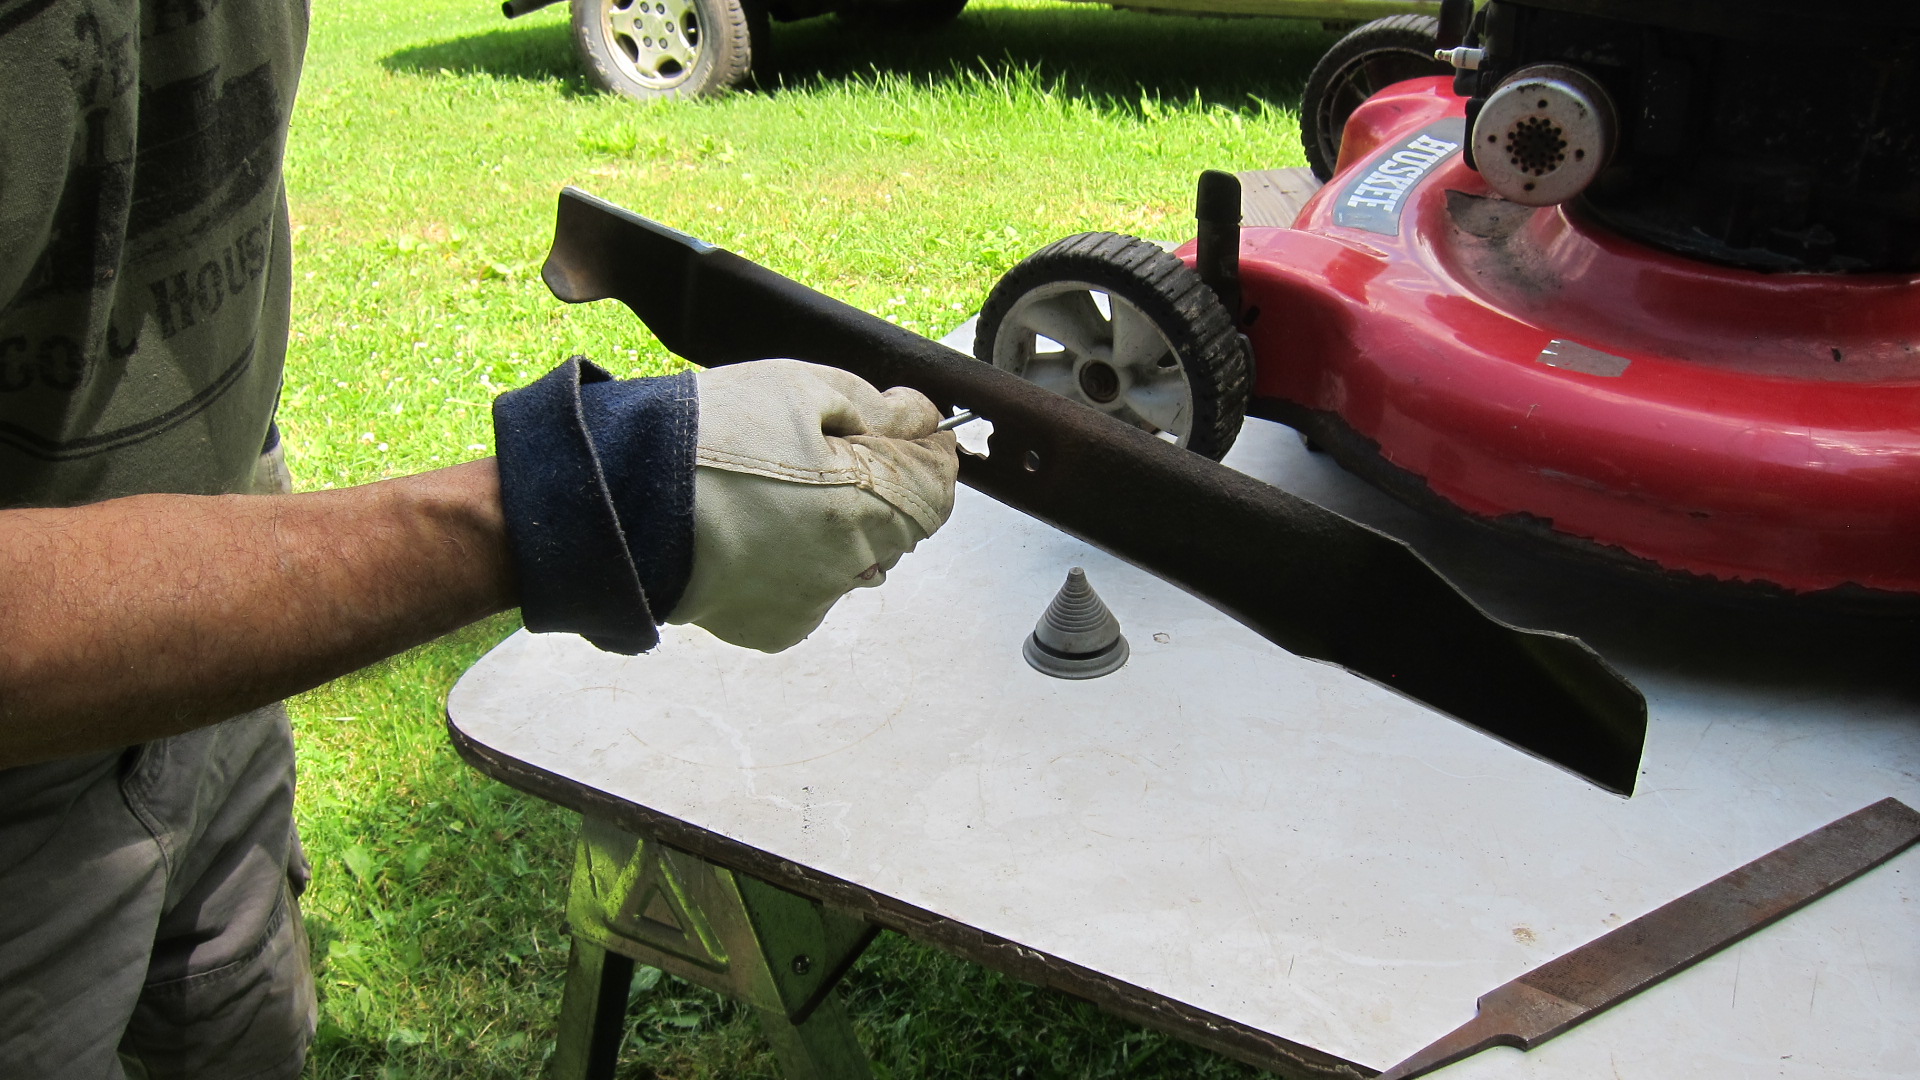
[0,0,300,469]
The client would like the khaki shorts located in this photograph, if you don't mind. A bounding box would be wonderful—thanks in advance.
[0,705,316,1080]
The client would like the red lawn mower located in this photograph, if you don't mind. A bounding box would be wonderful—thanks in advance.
[973,0,1920,607]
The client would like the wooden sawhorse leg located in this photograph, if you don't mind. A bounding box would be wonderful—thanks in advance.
[549,815,878,1080]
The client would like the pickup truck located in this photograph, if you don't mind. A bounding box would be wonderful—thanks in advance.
[498,0,1440,101]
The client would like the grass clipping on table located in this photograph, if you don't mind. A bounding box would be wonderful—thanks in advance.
[287,0,1325,1074]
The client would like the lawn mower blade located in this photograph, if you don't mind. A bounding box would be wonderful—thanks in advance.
[542,188,1649,795]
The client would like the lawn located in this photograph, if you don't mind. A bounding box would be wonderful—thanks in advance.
[285,0,1335,1074]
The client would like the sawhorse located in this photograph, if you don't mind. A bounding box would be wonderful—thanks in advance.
[549,815,880,1080]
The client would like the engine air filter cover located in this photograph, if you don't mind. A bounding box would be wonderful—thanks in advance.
[1473,63,1615,207]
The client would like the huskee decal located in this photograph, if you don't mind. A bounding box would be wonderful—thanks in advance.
[1333,118,1467,236]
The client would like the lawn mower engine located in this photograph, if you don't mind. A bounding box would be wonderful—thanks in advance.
[976,0,1920,606]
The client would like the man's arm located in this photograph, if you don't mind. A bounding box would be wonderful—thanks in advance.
[0,359,958,770]
[0,460,514,768]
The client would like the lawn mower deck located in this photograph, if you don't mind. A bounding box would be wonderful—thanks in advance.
[980,1,1920,606]
[1205,78,1920,602]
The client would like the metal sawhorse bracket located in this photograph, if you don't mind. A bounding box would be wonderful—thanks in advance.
[550,815,880,1080]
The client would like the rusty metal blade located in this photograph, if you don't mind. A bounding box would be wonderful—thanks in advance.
[539,187,1649,794]
[1376,797,1920,1080]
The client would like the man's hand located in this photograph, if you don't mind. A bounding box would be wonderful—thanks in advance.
[492,356,958,657]
[669,359,959,651]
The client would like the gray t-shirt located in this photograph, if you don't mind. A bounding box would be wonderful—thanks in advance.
[0,0,308,507]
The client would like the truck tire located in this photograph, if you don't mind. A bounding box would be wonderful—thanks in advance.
[572,0,766,100]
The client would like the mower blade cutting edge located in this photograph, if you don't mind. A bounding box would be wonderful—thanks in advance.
[540,187,1650,795]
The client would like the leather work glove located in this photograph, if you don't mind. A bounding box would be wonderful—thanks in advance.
[493,356,956,657]
[668,359,959,652]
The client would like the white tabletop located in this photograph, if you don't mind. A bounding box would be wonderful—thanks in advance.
[449,416,1920,1078]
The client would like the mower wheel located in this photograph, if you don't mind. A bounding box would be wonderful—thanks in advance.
[1299,14,1448,181]
[974,232,1251,461]
[837,0,967,29]
[572,0,766,101]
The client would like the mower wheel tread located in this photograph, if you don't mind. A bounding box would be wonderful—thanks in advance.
[1300,14,1447,180]
[974,231,1251,461]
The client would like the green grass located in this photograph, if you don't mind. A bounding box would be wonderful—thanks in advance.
[287,0,1330,1074]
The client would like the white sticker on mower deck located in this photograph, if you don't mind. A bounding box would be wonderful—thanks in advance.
[1333,118,1467,236]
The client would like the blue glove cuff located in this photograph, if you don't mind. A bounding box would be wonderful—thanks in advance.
[492,357,697,654]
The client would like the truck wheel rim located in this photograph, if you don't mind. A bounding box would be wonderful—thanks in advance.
[603,0,703,90]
